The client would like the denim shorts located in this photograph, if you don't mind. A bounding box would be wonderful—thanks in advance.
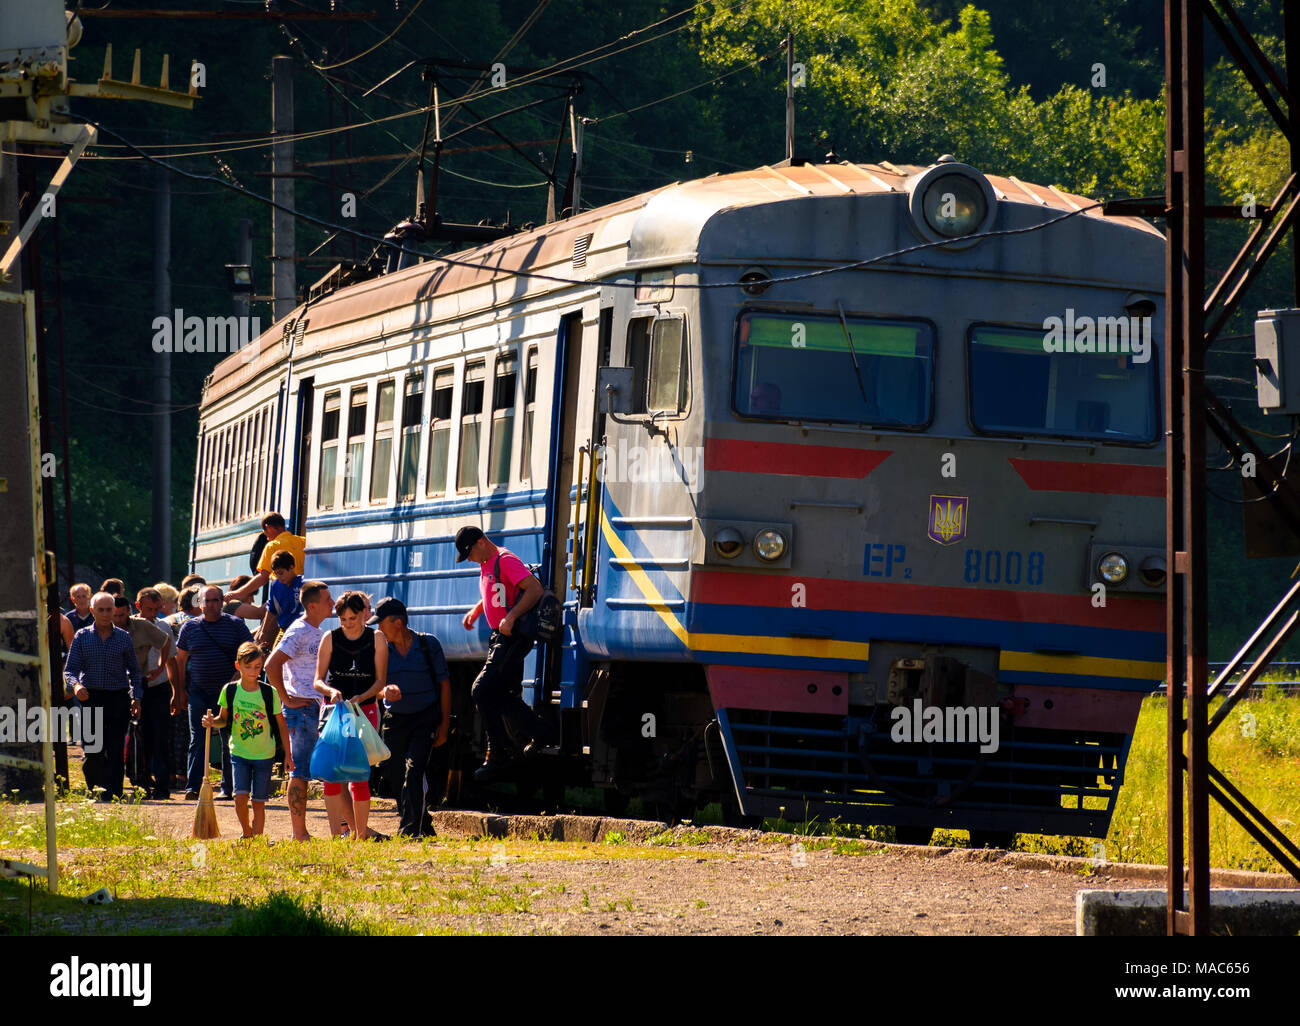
[231,754,274,802]
[282,702,320,781]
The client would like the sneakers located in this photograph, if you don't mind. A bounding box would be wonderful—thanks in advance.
[215,791,234,801]
[183,790,199,801]
[362,829,389,842]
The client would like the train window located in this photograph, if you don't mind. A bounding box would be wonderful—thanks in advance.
[648,318,689,413]
[489,354,517,486]
[212,431,223,527]
[219,429,232,525]
[426,368,454,497]
[344,388,367,505]
[260,406,273,514]
[733,311,933,427]
[196,434,208,530]
[968,326,1158,443]
[197,434,207,530]
[521,348,538,482]
[317,392,341,509]
[625,318,651,413]
[371,380,395,502]
[236,419,248,521]
[248,415,258,518]
[458,362,486,491]
[398,375,424,500]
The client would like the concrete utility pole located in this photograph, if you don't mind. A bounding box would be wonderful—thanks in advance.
[272,55,295,323]
[151,162,171,581]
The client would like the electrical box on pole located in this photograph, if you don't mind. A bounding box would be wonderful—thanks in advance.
[1254,309,1300,414]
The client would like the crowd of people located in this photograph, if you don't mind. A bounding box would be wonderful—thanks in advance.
[58,513,556,841]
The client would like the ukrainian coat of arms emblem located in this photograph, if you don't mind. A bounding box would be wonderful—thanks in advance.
[927,495,969,545]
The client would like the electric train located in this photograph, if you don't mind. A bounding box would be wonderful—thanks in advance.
[190,157,1165,843]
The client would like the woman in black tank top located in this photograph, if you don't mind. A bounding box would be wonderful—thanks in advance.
[326,624,379,702]
[311,590,389,840]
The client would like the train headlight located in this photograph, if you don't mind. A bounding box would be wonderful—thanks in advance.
[1139,555,1166,587]
[921,173,987,238]
[1098,552,1129,585]
[754,529,787,562]
[713,528,744,559]
[906,161,997,247]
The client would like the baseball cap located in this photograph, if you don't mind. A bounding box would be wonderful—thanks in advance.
[369,597,408,625]
[455,525,486,562]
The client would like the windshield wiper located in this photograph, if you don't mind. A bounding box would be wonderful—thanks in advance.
[835,300,872,412]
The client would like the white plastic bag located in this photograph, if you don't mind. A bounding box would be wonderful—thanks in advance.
[349,701,390,766]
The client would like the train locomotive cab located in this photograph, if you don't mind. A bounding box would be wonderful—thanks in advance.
[584,158,1165,840]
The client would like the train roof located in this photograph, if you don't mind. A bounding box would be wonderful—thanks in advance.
[202,160,1162,407]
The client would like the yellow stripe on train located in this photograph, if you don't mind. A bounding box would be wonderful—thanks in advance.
[599,510,872,662]
[999,650,1165,681]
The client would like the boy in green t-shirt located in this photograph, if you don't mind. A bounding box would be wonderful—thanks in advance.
[202,642,292,838]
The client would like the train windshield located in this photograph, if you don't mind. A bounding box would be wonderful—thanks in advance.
[734,312,932,426]
[969,325,1158,443]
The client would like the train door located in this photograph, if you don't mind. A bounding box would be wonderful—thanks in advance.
[539,312,585,703]
[289,377,314,534]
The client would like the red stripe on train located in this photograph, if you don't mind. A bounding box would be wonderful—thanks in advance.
[1008,458,1164,497]
[704,437,892,478]
[693,569,1164,633]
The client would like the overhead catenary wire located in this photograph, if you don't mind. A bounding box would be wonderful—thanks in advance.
[309,0,428,71]
[586,48,779,125]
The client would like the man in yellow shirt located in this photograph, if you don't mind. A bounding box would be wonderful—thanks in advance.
[226,512,306,604]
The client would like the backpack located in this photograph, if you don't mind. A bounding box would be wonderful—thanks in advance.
[493,554,561,642]
[221,680,277,731]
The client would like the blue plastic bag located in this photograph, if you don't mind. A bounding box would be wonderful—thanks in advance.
[309,702,370,782]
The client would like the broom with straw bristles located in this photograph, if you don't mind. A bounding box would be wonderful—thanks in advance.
[192,722,220,840]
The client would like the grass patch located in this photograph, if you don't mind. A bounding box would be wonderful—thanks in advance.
[1017,693,1300,873]
[1,787,161,850]
[223,891,370,936]
[648,828,711,846]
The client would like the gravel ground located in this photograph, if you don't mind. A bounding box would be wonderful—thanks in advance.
[51,794,1180,935]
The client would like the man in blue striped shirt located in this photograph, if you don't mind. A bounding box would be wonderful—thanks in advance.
[63,591,142,801]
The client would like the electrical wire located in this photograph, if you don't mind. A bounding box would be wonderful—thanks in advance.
[1206,423,1300,504]
[83,118,1119,294]
[443,165,548,188]
[310,0,428,71]
[50,0,744,163]
[65,367,200,412]
[587,49,779,124]
[66,393,203,417]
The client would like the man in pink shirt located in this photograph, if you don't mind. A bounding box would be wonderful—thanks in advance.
[457,526,557,782]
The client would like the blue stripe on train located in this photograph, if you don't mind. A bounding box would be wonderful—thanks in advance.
[685,602,1164,663]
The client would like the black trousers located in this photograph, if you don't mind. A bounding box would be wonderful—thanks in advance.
[470,630,547,756]
[381,704,438,837]
[139,683,172,795]
[82,689,131,800]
